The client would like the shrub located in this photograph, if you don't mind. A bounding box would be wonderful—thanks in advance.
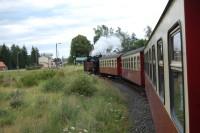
[9,90,24,108]
[0,92,10,101]
[26,66,41,70]
[0,75,4,83]
[0,109,15,126]
[69,74,97,96]
[55,70,65,77]
[36,70,56,80]
[43,78,65,92]
[20,74,38,87]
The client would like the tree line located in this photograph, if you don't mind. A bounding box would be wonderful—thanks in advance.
[68,25,152,63]
[0,44,39,69]
[93,25,152,51]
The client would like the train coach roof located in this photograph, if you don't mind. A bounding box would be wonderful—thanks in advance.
[99,54,122,59]
[122,47,144,57]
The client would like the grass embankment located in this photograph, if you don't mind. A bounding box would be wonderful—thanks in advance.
[0,66,129,133]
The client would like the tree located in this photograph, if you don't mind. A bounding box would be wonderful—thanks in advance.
[0,44,11,68]
[31,47,39,65]
[115,27,137,51]
[133,39,147,49]
[20,46,28,68]
[10,44,21,69]
[144,26,152,39]
[93,25,115,44]
[69,35,93,63]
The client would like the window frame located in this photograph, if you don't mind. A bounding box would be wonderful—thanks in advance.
[168,21,185,133]
[152,45,157,88]
[157,38,165,104]
[149,49,152,80]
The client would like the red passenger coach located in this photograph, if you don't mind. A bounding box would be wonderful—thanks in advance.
[144,0,200,133]
[121,47,145,87]
[99,54,122,76]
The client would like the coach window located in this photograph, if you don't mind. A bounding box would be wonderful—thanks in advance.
[169,25,185,133]
[137,56,140,70]
[124,59,126,69]
[131,57,133,70]
[127,58,129,69]
[122,59,123,68]
[126,58,128,69]
[107,60,108,67]
[124,59,125,69]
[144,54,147,72]
[146,52,149,75]
[152,45,157,87]
[157,40,165,103]
[111,60,113,67]
[149,49,152,80]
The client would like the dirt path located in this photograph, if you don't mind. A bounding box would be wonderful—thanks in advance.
[105,78,155,133]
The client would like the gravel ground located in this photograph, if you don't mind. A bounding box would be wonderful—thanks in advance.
[105,77,155,133]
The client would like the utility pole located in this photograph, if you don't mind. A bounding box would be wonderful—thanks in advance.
[17,51,20,69]
[56,43,62,68]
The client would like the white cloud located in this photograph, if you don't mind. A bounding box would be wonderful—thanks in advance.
[0,0,168,58]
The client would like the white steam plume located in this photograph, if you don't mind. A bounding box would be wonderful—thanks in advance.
[91,35,122,56]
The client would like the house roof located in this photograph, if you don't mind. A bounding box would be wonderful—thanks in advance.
[0,61,6,67]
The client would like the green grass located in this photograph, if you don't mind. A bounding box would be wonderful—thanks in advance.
[0,65,129,133]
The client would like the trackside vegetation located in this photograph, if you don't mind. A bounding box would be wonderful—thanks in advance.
[0,66,129,133]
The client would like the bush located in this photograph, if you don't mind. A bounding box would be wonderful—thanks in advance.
[0,75,4,83]
[9,90,24,108]
[0,109,15,126]
[36,70,56,80]
[43,78,65,92]
[26,66,41,70]
[55,70,65,77]
[20,70,56,87]
[69,74,97,96]
[20,74,38,87]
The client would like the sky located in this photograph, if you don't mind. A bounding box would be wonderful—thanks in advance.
[0,0,168,58]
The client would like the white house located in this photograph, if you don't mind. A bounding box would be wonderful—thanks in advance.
[39,54,55,68]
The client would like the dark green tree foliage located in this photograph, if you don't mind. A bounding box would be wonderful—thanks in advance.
[10,45,20,69]
[0,44,11,68]
[133,39,147,48]
[115,27,137,51]
[19,46,28,68]
[0,44,39,69]
[69,35,93,63]
[31,47,39,65]
[93,25,114,44]
[93,25,148,52]
[145,26,152,39]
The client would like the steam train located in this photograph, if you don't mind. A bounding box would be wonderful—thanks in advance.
[84,0,199,133]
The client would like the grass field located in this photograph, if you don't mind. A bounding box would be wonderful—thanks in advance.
[0,66,129,133]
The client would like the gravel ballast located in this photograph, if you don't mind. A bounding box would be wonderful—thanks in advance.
[105,78,155,133]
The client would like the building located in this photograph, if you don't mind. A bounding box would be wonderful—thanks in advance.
[75,57,87,64]
[39,54,55,68]
[0,61,7,71]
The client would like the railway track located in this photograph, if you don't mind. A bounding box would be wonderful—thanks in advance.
[102,77,155,133]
